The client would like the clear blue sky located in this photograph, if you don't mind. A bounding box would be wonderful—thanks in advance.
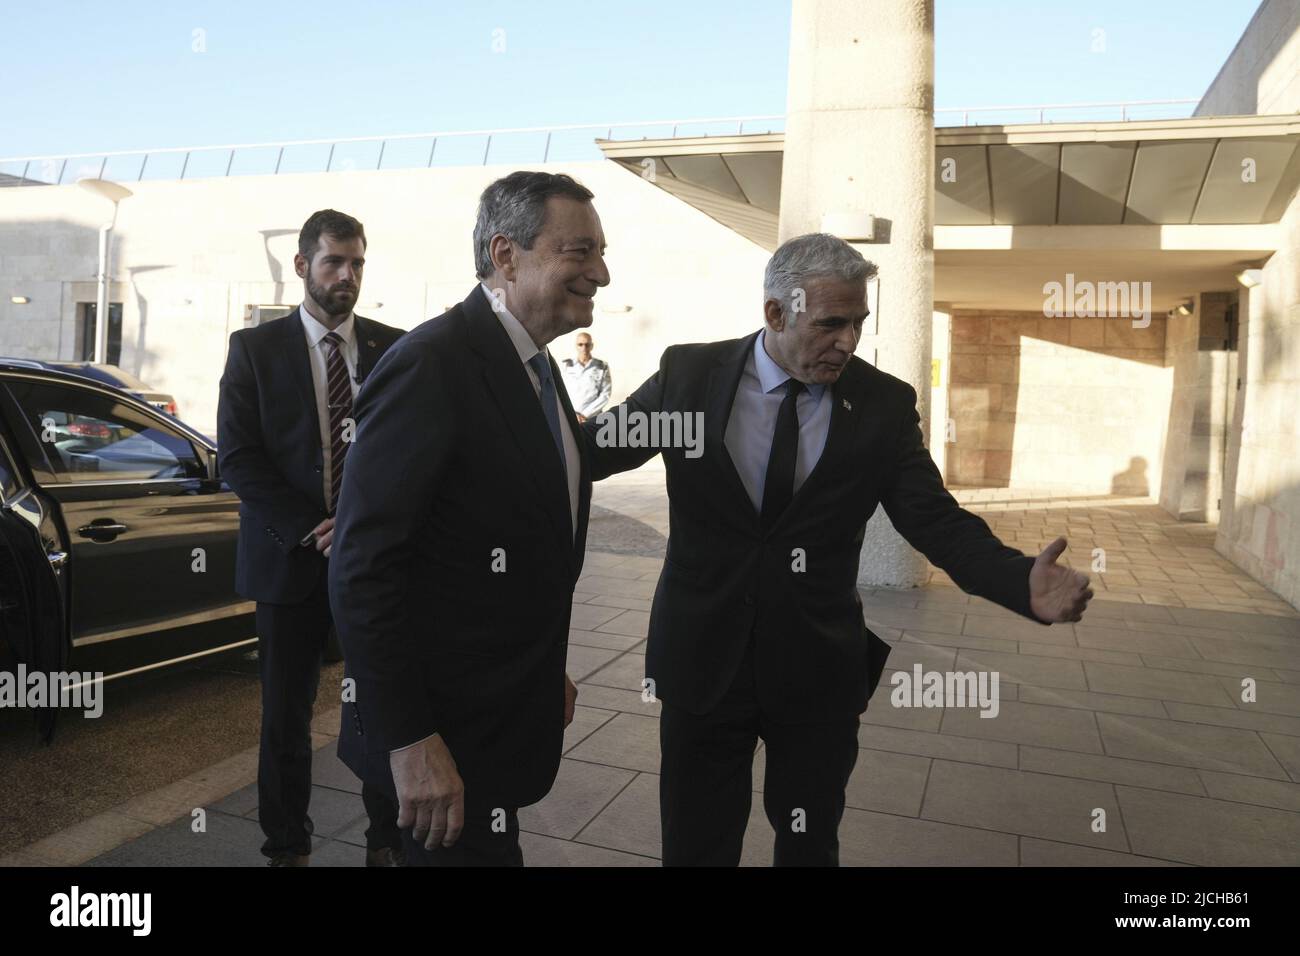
[1,0,1262,157]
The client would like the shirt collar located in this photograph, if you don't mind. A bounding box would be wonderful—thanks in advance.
[754,330,826,402]
[300,300,355,348]
[481,282,544,365]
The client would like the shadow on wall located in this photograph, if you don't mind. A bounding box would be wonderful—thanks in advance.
[1111,456,1149,496]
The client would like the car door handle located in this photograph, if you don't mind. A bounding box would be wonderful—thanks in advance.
[47,550,69,569]
[77,521,128,540]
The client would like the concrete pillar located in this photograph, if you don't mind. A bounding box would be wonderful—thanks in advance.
[779,0,935,587]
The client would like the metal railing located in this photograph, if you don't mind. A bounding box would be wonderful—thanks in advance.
[0,100,1201,187]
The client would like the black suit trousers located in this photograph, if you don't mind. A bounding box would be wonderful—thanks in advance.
[256,570,401,857]
[659,635,861,867]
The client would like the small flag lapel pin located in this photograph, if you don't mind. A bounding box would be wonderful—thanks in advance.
[842,398,853,411]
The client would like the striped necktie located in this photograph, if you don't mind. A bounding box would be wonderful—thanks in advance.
[323,331,352,512]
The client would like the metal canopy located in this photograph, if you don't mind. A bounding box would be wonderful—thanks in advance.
[598,115,1300,249]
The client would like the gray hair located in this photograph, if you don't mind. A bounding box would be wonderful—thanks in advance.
[763,233,876,319]
[473,171,595,279]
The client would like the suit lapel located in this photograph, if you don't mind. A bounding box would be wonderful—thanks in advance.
[553,351,591,567]
[353,315,383,384]
[461,287,575,569]
[705,332,762,524]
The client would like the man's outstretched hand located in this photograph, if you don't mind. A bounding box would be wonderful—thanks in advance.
[1029,536,1094,623]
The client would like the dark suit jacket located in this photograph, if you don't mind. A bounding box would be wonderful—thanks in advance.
[583,331,1044,722]
[216,308,404,605]
[328,285,591,809]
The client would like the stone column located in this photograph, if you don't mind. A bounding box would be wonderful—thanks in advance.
[779,0,936,587]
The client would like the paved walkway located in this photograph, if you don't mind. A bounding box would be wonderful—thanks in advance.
[6,464,1298,867]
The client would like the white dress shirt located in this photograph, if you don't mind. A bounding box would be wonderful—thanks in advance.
[299,300,359,506]
[481,283,581,537]
[724,330,832,512]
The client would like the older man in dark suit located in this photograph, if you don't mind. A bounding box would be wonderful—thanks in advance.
[217,209,405,866]
[329,171,608,865]
[584,233,1093,866]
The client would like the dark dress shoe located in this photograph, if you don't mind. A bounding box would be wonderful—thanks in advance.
[267,852,310,867]
[365,846,406,867]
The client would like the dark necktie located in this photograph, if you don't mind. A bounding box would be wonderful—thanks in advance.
[323,331,352,512]
[761,379,806,527]
[527,352,568,482]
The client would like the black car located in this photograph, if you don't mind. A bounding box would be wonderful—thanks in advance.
[0,362,251,737]
[0,360,182,419]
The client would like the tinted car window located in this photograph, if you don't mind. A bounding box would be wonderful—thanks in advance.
[0,432,19,499]
[7,380,203,482]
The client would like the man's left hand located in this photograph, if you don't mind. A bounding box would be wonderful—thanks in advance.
[563,673,578,727]
[1029,536,1093,623]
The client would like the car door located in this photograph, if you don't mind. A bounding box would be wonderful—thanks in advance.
[0,419,68,739]
[2,375,241,648]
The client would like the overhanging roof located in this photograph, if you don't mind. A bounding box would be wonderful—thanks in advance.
[597,114,1300,251]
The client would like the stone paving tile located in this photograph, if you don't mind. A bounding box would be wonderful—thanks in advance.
[964,614,1077,645]
[1196,770,1300,812]
[595,609,651,637]
[940,700,1104,753]
[901,629,1018,654]
[1139,654,1274,679]
[1116,787,1300,865]
[519,759,637,840]
[857,724,1019,769]
[880,640,958,673]
[953,648,1088,690]
[859,694,944,732]
[572,683,661,717]
[1018,745,1205,795]
[575,575,657,600]
[1017,643,1145,666]
[568,627,644,652]
[519,831,657,866]
[1189,636,1298,670]
[564,644,621,683]
[1259,733,1300,780]
[1019,838,1185,866]
[1214,675,1300,717]
[844,750,931,817]
[1161,701,1300,737]
[582,653,648,693]
[1096,713,1289,779]
[311,783,378,840]
[565,712,661,774]
[1074,624,1200,659]
[1016,685,1167,718]
[1167,607,1299,637]
[563,704,617,753]
[208,782,259,818]
[921,760,1128,851]
[837,807,1019,866]
[567,603,626,631]
[312,749,363,795]
[574,772,661,858]
[863,606,966,634]
[1082,662,1238,707]
[581,594,653,612]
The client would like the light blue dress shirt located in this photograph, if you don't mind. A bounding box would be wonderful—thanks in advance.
[723,331,831,512]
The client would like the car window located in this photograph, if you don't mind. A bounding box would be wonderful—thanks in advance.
[7,380,204,483]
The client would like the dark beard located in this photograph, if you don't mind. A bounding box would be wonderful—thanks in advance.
[306,276,356,319]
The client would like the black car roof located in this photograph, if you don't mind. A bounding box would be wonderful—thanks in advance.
[0,362,213,451]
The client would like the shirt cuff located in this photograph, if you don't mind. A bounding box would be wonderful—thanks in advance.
[389,731,438,755]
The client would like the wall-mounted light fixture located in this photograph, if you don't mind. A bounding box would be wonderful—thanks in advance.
[1175,300,1194,316]
[820,212,876,242]
[10,296,30,304]
[1235,269,1263,289]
